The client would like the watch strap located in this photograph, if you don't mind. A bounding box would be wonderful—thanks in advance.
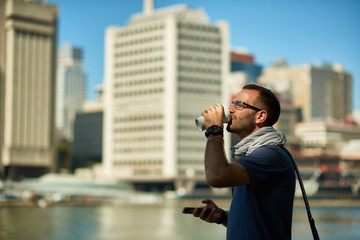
[205,125,223,138]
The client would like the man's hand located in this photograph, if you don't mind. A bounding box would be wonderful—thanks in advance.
[201,103,224,129]
[184,199,227,226]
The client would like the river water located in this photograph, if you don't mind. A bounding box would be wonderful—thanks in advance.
[0,202,359,240]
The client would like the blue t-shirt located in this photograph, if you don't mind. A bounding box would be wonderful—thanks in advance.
[227,145,295,240]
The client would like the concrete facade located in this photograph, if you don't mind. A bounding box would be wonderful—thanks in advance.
[0,0,57,179]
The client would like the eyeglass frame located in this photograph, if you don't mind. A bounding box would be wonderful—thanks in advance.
[229,101,262,112]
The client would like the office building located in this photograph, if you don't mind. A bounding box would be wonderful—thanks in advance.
[103,0,229,190]
[295,119,360,157]
[230,50,262,83]
[227,50,263,100]
[0,0,57,179]
[72,86,103,171]
[56,43,86,141]
[273,94,299,145]
[259,61,352,122]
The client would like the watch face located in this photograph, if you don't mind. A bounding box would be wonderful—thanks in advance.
[212,126,221,134]
[206,125,223,138]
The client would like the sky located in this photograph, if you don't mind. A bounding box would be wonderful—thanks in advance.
[47,0,360,111]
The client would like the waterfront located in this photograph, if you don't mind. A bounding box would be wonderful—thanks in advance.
[1,202,359,240]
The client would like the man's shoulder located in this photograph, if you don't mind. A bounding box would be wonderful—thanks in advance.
[253,145,284,154]
[250,145,292,161]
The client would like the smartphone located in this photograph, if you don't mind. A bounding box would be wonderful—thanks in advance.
[182,207,212,214]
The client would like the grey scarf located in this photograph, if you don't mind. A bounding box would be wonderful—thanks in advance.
[231,126,287,159]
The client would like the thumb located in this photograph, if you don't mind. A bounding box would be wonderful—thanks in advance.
[201,199,217,208]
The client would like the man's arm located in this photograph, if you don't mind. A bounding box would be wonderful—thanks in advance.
[204,135,251,187]
[201,103,251,187]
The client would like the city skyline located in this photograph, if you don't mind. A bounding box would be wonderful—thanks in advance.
[48,0,360,111]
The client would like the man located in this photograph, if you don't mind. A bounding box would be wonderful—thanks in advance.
[183,84,295,239]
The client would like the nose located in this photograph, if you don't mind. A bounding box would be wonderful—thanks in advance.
[228,104,235,113]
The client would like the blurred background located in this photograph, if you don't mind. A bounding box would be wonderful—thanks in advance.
[0,0,359,239]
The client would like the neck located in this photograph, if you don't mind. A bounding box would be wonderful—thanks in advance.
[237,126,261,140]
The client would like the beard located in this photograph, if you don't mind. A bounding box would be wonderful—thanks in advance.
[226,112,256,139]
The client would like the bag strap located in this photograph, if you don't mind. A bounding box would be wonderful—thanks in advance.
[281,146,320,240]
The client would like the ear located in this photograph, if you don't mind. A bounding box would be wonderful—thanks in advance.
[255,110,267,125]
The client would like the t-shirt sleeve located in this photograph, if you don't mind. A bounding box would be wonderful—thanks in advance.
[236,146,290,186]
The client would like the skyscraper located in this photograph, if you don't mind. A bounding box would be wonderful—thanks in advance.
[72,86,103,171]
[0,0,57,179]
[103,0,229,189]
[56,43,86,141]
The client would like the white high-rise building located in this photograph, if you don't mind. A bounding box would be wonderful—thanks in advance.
[103,0,229,188]
[56,43,86,141]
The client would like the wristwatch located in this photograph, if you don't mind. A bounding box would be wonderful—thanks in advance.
[205,125,223,138]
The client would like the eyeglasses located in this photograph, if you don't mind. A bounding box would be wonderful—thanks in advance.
[229,101,261,111]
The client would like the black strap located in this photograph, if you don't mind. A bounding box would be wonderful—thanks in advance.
[281,147,320,240]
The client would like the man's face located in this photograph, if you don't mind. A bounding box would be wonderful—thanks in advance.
[226,89,261,139]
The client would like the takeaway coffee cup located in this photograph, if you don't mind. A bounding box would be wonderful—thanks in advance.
[195,104,231,131]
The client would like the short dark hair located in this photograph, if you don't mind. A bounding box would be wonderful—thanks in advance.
[243,84,280,126]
